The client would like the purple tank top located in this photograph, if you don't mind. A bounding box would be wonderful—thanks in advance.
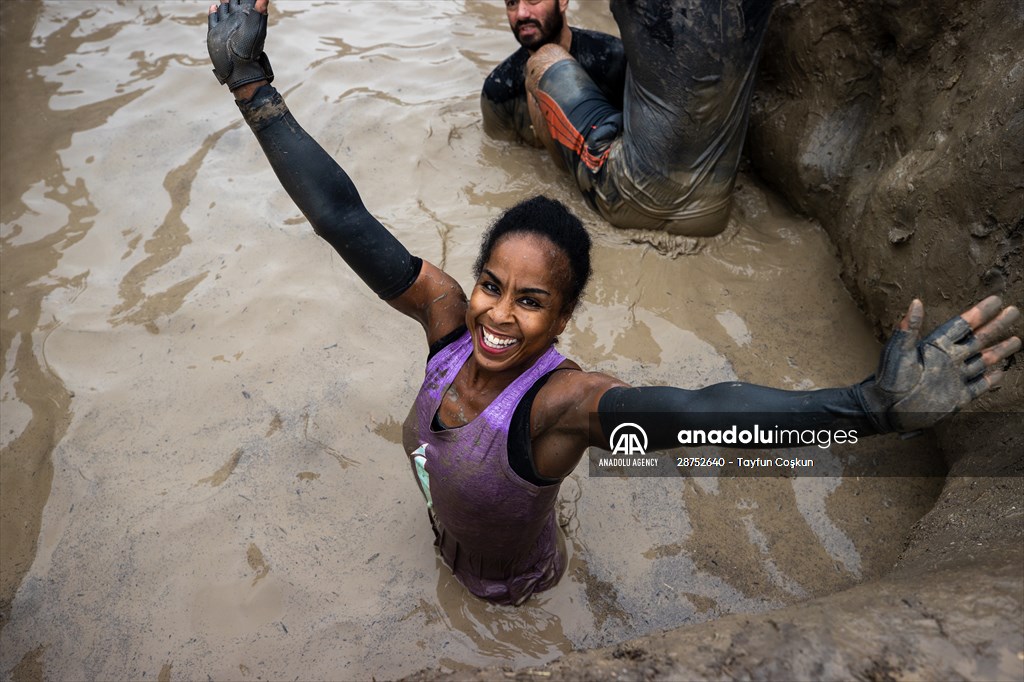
[403,330,568,605]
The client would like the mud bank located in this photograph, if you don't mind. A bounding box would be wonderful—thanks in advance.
[746,3,1024,673]
[748,0,1023,402]
[405,1,1024,679]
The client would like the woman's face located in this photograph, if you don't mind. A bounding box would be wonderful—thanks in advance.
[467,233,571,374]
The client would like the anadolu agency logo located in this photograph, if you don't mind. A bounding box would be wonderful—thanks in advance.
[608,422,648,456]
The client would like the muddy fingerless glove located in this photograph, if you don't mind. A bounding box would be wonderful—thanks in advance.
[207,0,274,90]
[858,315,985,433]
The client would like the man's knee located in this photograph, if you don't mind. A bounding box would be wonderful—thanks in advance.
[525,44,574,94]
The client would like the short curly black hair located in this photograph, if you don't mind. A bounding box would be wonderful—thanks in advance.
[473,195,592,314]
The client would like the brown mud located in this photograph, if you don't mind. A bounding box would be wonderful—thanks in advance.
[0,1,1019,681]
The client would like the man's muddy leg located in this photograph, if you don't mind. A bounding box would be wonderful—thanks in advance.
[602,0,773,235]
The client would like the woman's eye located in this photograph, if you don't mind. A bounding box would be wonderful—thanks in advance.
[519,297,540,308]
[482,281,499,294]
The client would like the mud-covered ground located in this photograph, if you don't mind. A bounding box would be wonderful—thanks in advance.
[0,1,1020,681]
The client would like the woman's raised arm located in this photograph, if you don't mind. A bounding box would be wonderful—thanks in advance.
[206,0,466,342]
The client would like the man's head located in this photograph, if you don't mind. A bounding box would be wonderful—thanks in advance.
[505,0,570,51]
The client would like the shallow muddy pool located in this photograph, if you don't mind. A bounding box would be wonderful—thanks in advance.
[1,2,943,680]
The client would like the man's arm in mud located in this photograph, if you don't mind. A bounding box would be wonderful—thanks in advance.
[207,0,466,342]
[481,51,541,147]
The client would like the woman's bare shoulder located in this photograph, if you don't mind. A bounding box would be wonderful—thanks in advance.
[528,364,629,479]
[388,259,468,346]
[534,362,629,430]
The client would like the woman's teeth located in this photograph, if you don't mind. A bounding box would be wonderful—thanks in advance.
[482,328,517,349]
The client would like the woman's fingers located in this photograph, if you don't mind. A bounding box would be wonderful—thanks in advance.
[979,335,1022,367]
[962,335,1019,376]
[897,298,924,332]
[935,297,1020,356]
[968,368,1006,400]
[959,295,1005,330]
[208,1,268,26]
[967,305,1020,352]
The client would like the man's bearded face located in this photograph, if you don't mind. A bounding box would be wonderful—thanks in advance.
[508,0,565,50]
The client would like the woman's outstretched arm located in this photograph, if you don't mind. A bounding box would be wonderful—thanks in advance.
[594,297,1021,451]
[206,0,466,341]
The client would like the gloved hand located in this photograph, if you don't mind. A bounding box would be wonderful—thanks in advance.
[207,0,273,91]
[860,296,1020,432]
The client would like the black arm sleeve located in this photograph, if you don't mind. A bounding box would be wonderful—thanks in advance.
[598,381,884,451]
[481,49,535,144]
[236,84,421,300]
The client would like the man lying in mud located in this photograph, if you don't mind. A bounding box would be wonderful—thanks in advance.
[483,0,773,237]
[207,0,1021,605]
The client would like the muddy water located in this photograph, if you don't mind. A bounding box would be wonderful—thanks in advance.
[1,2,942,680]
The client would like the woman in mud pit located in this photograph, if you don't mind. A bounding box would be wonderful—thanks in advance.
[207,0,1021,605]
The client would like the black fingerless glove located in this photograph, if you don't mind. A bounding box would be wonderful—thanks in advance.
[859,315,987,433]
[207,0,274,90]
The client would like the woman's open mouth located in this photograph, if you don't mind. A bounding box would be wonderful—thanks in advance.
[480,326,519,354]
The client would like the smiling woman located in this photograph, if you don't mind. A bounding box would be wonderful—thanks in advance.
[206,0,1021,606]
[470,234,572,366]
